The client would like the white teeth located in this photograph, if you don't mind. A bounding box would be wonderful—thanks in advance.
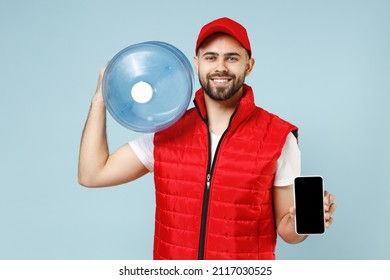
[213,79,229,83]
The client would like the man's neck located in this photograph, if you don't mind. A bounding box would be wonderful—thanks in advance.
[204,88,243,136]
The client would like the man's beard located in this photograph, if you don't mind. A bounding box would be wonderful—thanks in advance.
[199,72,245,101]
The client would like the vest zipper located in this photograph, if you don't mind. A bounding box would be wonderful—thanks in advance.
[196,101,239,260]
[197,130,212,260]
[206,173,211,189]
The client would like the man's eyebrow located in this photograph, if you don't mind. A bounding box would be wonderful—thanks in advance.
[202,52,241,57]
[224,52,241,57]
[202,52,219,57]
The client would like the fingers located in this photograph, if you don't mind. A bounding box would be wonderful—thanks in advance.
[99,64,108,79]
[324,190,336,228]
[96,64,108,93]
[93,64,109,104]
[325,216,334,228]
[324,191,334,208]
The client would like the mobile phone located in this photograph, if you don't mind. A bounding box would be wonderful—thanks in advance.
[294,176,325,235]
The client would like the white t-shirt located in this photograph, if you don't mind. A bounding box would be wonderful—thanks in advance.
[129,132,300,187]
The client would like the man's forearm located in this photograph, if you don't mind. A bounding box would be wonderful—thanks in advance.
[78,95,109,187]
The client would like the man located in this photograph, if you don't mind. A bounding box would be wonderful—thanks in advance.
[78,17,336,259]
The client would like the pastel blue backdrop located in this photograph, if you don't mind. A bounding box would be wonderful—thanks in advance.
[1,0,389,259]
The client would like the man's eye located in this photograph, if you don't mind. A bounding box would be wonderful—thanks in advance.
[205,56,216,61]
[227,57,238,61]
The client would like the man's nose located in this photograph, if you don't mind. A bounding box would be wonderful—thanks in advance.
[214,58,228,73]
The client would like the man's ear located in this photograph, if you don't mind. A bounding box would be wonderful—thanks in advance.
[193,56,199,75]
[245,57,255,77]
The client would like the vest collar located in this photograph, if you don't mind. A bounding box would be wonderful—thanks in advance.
[193,84,256,123]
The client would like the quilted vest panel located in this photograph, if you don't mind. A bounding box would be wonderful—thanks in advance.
[153,85,297,260]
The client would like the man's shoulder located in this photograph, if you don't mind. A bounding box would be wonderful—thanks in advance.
[253,106,298,135]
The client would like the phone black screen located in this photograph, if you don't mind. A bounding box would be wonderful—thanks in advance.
[294,176,325,234]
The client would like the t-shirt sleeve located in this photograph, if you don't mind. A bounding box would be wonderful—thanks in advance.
[128,133,155,172]
[274,132,301,187]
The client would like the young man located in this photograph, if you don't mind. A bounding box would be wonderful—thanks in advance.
[78,17,336,259]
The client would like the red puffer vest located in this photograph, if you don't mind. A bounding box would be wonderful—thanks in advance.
[153,84,298,260]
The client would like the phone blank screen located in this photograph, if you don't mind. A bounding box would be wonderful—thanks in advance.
[294,176,325,234]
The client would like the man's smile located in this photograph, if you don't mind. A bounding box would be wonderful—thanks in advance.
[212,78,231,83]
[210,76,233,86]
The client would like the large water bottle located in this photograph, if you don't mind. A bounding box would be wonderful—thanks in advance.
[102,41,194,132]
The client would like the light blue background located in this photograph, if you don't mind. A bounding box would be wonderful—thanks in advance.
[1,0,389,260]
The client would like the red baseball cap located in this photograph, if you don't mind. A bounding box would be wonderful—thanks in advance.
[195,17,252,57]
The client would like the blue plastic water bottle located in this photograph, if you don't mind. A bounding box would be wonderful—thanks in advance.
[102,41,194,132]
